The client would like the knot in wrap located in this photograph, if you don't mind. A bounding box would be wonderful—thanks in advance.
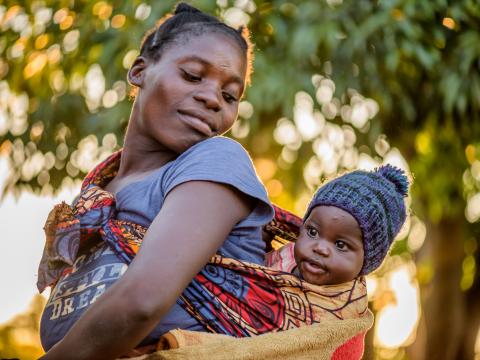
[37,151,146,293]
[37,185,118,292]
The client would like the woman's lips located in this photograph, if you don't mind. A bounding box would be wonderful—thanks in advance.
[178,111,213,137]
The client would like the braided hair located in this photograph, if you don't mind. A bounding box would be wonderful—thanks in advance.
[139,2,253,85]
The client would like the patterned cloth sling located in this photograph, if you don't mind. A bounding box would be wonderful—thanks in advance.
[38,149,369,340]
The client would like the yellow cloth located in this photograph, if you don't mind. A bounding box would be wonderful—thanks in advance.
[128,309,373,360]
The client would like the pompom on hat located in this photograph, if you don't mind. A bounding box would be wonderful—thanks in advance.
[304,164,410,275]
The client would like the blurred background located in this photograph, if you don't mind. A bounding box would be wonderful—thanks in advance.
[1,0,479,359]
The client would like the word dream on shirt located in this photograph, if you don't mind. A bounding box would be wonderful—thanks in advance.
[46,244,128,320]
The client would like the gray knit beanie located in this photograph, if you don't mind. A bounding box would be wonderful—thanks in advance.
[304,164,409,275]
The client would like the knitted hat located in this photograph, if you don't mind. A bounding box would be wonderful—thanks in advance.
[304,164,409,275]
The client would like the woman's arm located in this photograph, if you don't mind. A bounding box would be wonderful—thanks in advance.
[41,180,252,360]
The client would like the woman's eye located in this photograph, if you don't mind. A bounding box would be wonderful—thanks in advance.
[183,70,201,82]
[335,240,348,250]
[223,92,237,103]
[306,227,318,238]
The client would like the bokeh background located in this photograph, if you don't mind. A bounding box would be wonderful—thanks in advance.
[1,0,479,359]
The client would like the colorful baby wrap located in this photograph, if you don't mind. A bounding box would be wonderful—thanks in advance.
[38,149,371,357]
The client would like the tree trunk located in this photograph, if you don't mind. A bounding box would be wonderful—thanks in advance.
[458,263,480,359]
[421,218,465,359]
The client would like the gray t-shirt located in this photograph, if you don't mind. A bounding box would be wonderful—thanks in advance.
[40,137,274,351]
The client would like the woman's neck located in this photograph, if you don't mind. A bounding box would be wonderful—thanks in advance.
[116,112,177,179]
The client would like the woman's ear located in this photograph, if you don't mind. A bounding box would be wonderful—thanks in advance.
[128,56,147,87]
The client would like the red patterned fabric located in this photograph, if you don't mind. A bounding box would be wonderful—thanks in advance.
[332,332,367,360]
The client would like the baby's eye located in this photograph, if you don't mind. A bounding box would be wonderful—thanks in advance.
[182,70,201,82]
[306,227,318,238]
[335,240,348,251]
[222,92,237,103]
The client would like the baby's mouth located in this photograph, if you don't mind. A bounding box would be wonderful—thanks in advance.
[304,260,327,274]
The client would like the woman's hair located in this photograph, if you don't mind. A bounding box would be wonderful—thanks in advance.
[139,2,254,85]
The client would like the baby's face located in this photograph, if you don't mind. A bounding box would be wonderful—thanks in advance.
[294,205,364,285]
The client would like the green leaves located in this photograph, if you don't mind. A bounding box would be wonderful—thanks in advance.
[1,0,480,227]
[441,73,462,114]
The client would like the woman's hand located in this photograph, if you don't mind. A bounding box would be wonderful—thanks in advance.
[41,180,252,360]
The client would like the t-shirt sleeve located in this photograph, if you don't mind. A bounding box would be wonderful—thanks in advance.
[161,136,274,226]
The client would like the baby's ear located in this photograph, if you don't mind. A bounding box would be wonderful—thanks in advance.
[127,56,148,87]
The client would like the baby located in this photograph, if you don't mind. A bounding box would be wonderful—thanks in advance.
[266,164,409,285]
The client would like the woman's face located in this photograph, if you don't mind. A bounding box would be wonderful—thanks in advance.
[129,32,246,154]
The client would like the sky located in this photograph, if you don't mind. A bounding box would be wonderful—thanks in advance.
[0,157,77,324]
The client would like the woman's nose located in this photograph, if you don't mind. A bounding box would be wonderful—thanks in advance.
[193,86,221,112]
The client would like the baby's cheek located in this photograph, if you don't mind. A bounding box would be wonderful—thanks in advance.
[292,243,300,261]
[293,240,305,261]
[357,252,365,274]
[294,235,308,248]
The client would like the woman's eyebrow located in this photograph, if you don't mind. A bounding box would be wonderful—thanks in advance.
[178,55,244,86]
[179,55,210,67]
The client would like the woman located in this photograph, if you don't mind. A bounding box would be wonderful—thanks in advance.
[39,3,273,358]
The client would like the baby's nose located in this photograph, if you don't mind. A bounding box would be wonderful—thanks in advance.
[313,241,330,256]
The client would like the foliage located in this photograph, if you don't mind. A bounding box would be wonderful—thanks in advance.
[0,0,479,212]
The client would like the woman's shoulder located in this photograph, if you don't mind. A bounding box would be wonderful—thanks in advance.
[184,136,248,156]
[162,136,267,201]
[173,136,253,167]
